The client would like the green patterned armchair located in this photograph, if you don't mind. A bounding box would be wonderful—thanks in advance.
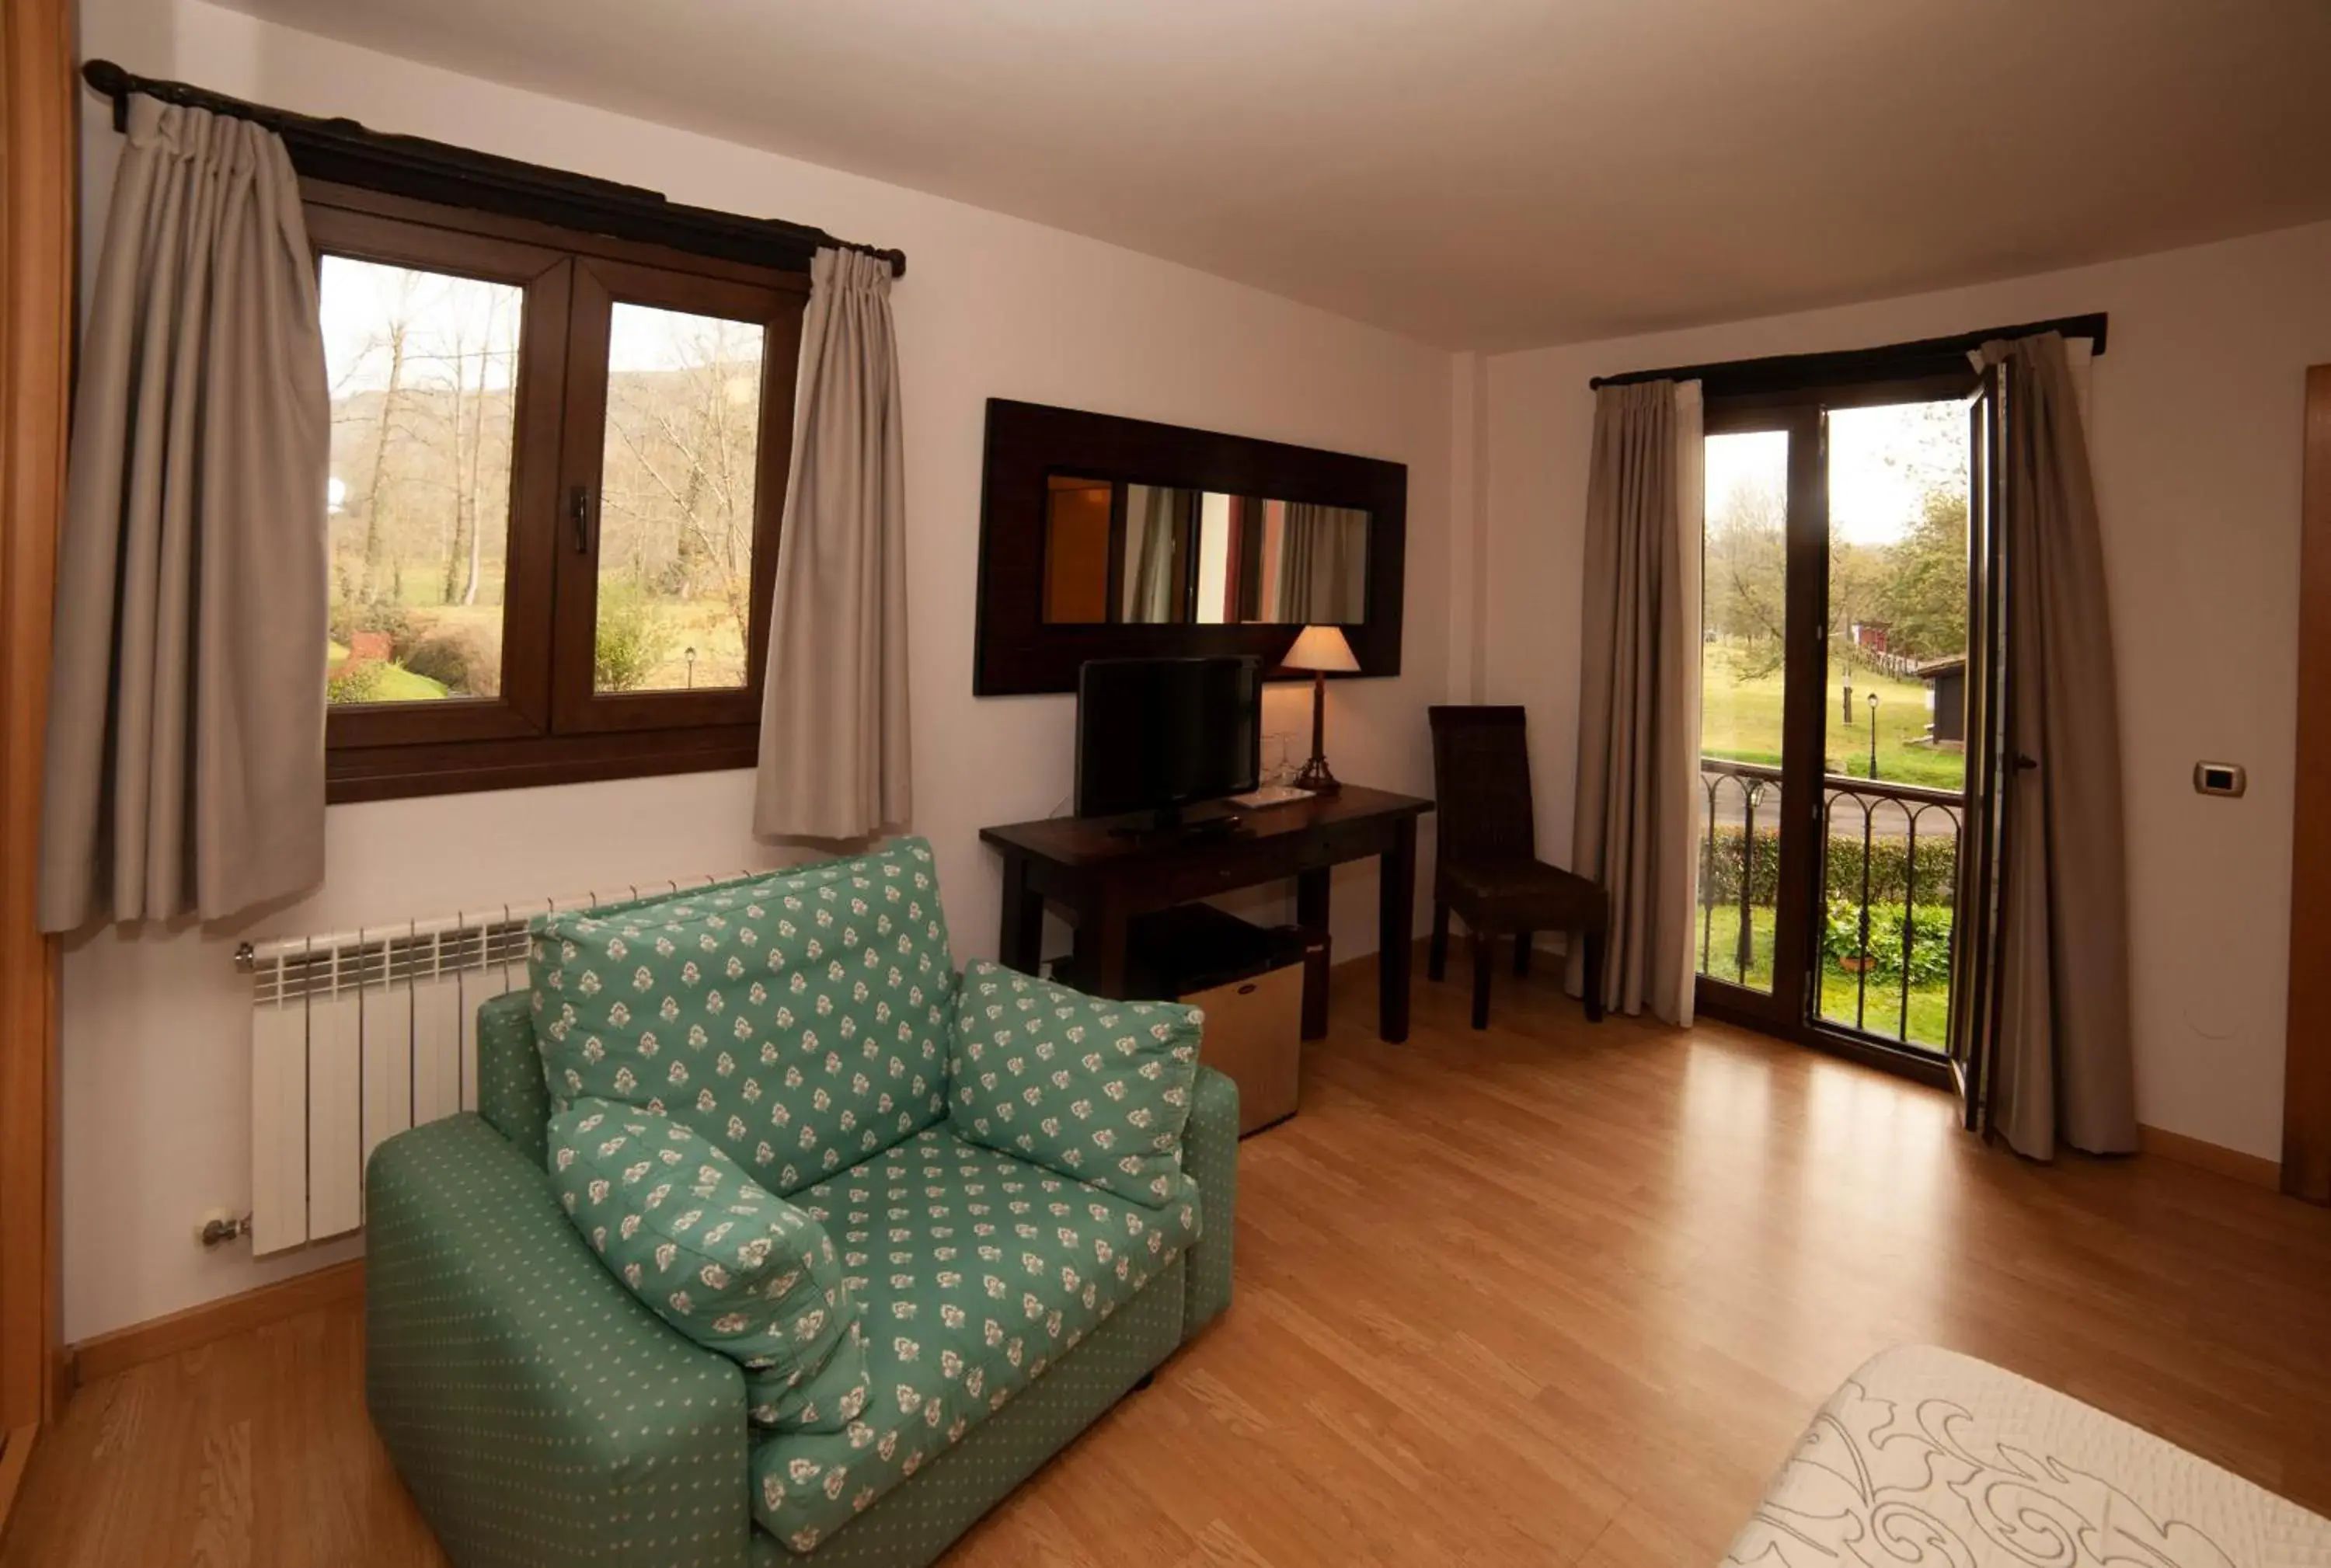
[365,988,1238,1568]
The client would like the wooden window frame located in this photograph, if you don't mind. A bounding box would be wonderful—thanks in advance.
[306,181,808,803]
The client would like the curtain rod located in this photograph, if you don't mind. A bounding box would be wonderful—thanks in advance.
[80,58,907,280]
[1587,312,2107,393]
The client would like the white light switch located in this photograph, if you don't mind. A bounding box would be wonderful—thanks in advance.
[2193,761,2246,798]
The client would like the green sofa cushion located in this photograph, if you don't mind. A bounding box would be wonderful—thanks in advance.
[947,960,1203,1207]
[547,1099,871,1432]
[747,1127,1200,1554]
[531,838,956,1195]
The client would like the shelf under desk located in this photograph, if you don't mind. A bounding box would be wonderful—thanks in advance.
[978,784,1435,1043]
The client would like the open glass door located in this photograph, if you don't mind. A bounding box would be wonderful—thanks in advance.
[1949,363,2011,1127]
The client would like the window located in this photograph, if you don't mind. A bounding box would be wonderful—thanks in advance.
[308,183,806,800]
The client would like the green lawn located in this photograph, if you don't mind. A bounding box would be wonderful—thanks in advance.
[1695,904,1951,1051]
[326,641,448,702]
[1701,640,1963,791]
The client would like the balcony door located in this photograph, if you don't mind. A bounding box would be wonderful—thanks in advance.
[1694,376,1977,1081]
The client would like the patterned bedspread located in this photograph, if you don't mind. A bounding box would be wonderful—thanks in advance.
[1722,1346,2331,1568]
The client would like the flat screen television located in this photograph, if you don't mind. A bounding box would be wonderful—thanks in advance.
[1075,656,1261,824]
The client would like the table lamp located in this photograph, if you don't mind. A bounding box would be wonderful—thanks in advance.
[1283,625,1358,794]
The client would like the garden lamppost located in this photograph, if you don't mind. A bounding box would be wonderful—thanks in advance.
[1867,691,1880,779]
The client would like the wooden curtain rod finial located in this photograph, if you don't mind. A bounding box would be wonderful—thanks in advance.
[81,57,132,131]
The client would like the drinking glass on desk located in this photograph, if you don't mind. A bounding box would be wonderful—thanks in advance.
[1263,731,1295,786]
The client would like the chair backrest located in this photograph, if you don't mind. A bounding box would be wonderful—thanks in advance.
[1427,706,1537,872]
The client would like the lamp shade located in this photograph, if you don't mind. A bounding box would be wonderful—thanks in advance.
[1281,625,1359,673]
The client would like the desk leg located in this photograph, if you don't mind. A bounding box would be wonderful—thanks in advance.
[998,853,1044,977]
[1295,868,1330,1040]
[1379,817,1416,1043]
[1072,899,1132,1000]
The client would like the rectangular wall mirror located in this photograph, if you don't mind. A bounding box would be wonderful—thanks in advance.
[980,401,1406,693]
[1042,477,1371,627]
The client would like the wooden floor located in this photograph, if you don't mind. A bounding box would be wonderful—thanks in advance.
[14,953,2331,1566]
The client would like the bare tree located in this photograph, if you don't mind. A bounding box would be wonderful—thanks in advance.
[598,315,764,666]
[437,293,507,607]
[1705,478,1788,674]
[458,289,508,607]
[354,281,416,605]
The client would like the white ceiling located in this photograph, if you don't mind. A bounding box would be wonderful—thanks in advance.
[219,0,2331,350]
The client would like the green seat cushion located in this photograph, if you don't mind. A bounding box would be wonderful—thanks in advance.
[947,960,1204,1206]
[747,1127,1201,1554]
[547,1099,871,1432]
[532,838,956,1195]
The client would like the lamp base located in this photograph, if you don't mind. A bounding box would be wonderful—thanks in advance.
[1292,755,1340,795]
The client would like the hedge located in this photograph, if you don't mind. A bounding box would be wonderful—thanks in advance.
[1701,824,1959,909]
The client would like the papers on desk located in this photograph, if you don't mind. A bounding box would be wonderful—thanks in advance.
[1228,785,1315,810]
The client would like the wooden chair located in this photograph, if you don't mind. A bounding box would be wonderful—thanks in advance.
[1426,706,1608,1029]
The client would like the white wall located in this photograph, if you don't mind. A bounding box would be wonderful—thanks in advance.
[63,0,1457,1340]
[1481,220,2331,1164]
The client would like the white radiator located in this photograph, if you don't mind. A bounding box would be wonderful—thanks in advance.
[242,873,754,1256]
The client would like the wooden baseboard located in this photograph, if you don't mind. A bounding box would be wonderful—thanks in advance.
[65,1260,364,1392]
[2138,1124,2281,1190]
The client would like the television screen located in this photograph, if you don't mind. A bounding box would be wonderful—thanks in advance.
[1075,657,1262,820]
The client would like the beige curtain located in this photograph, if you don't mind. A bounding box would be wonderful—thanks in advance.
[1984,331,2137,1158]
[38,96,328,931]
[754,247,911,841]
[1568,380,1703,1023]
[1274,503,1361,623]
[1127,485,1178,622]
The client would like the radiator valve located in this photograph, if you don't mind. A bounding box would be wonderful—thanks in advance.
[198,1210,253,1248]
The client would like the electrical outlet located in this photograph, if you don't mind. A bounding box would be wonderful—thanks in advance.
[197,1207,249,1247]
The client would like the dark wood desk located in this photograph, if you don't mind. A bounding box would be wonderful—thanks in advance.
[980,786,1435,1043]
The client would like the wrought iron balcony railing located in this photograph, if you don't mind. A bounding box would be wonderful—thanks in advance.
[1698,757,1963,1052]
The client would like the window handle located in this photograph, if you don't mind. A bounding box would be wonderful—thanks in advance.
[569,485,596,555]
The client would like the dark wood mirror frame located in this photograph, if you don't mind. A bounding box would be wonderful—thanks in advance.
[973,399,1407,695]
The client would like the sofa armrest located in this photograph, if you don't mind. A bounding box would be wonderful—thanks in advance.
[475,988,550,1164]
[366,1113,754,1568]
[1181,1066,1238,1336]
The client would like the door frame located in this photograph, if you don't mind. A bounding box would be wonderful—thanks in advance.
[2284,365,2331,1202]
[0,0,74,1497]
[1694,375,1972,1089]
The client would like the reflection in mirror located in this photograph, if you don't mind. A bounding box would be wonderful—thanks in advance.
[1121,484,1197,623]
[1256,499,1368,624]
[1042,475,1368,627]
[1043,476,1112,623]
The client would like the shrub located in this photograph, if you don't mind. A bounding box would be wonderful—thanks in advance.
[594,585,670,694]
[329,599,423,663]
[327,657,392,706]
[402,623,500,698]
[1700,824,1959,909]
[1821,900,1954,988]
[1702,824,1784,908]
